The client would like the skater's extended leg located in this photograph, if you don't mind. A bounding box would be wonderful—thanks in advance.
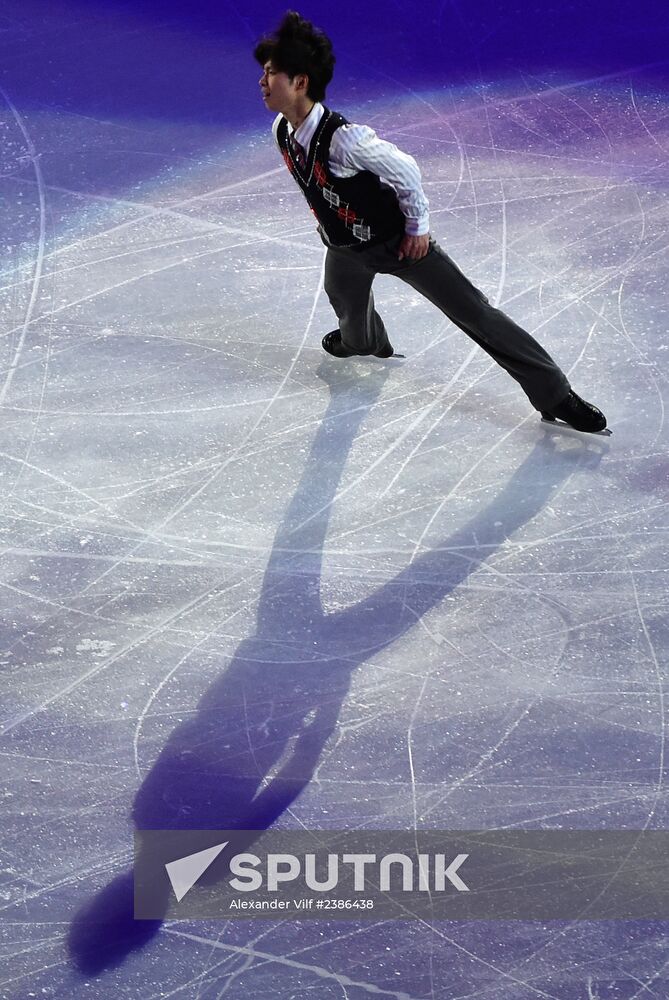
[379,235,570,411]
[323,246,392,356]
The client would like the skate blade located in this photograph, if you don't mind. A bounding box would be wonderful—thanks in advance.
[541,417,612,437]
[371,348,405,359]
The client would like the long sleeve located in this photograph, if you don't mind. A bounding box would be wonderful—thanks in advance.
[329,123,430,236]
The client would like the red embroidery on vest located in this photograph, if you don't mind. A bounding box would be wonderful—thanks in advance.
[314,162,327,187]
[337,207,357,224]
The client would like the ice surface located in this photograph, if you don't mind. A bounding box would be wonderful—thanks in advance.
[1,3,668,998]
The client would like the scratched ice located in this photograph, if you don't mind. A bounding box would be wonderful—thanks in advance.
[0,5,668,1000]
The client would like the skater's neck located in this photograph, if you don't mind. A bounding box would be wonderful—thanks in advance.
[287,99,316,133]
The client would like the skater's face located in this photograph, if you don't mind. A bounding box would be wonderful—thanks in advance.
[259,60,310,114]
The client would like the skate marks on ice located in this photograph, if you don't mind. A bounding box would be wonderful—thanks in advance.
[65,362,606,979]
[0,16,668,996]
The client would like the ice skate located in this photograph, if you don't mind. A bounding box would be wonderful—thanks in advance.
[322,330,404,359]
[541,390,610,435]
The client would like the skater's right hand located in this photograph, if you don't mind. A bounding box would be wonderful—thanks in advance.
[398,232,430,261]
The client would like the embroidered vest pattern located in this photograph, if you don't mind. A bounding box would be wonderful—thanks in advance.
[276,108,406,248]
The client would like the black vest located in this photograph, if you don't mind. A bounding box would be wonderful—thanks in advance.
[276,107,406,249]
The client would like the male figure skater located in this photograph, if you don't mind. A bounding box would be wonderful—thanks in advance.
[254,11,607,433]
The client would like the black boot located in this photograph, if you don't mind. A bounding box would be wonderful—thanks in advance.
[321,330,396,359]
[322,330,356,357]
[541,390,607,433]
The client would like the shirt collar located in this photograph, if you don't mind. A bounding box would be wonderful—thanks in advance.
[289,102,324,151]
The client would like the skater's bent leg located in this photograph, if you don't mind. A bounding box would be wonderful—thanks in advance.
[324,247,392,355]
[382,237,570,410]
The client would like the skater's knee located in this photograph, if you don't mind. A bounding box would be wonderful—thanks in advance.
[324,284,345,311]
[455,299,491,328]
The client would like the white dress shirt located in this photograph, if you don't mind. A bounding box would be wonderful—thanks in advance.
[272,103,430,237]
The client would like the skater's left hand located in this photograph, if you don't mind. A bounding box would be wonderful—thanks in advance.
[398,232,430,261]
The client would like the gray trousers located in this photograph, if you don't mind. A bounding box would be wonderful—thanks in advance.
[322,231,570,411]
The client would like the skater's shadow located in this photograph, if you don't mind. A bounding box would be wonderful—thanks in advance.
[68,362,607,974]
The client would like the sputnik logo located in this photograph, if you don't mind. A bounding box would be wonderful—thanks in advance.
[165,841,228,902]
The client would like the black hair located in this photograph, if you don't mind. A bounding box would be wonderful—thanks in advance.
[253,10,335,103]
